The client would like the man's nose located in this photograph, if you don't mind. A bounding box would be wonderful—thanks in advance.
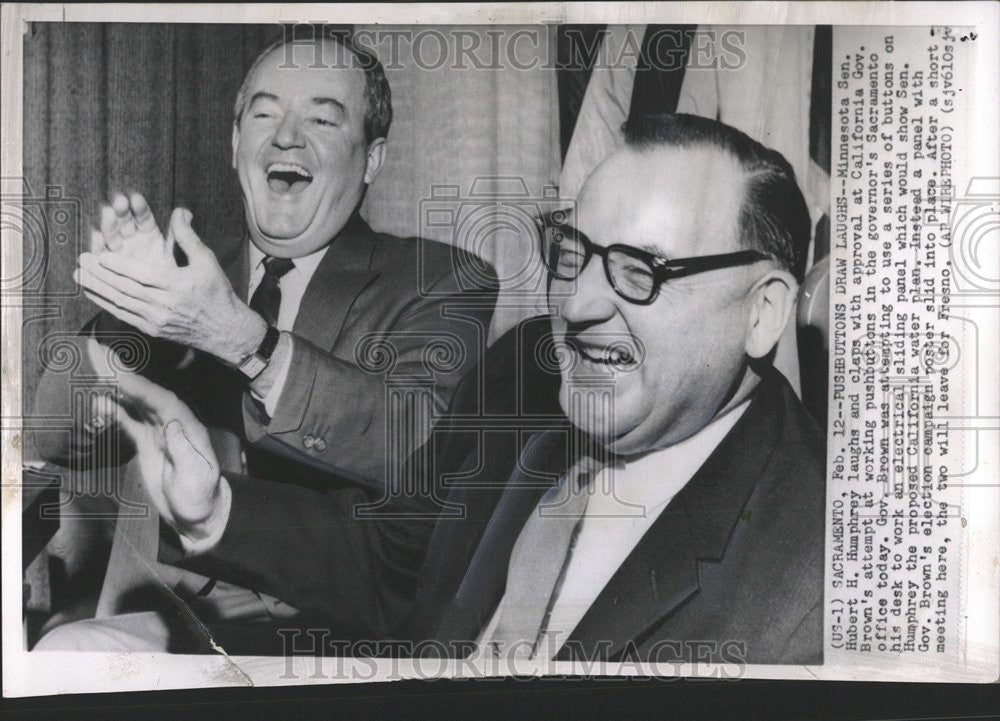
[272,114,305,149]
[555,257,618,325]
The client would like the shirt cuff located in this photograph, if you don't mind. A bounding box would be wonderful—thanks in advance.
[178,476,233,556]
[249,332,293,418]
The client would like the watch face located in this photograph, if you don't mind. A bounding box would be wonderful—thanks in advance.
[239,355,267,379]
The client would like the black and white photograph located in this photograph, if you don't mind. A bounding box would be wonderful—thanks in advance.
[2,2,997,699]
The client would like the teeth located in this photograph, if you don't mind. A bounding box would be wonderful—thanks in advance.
[577,345,634,367]
[266,162,313,178]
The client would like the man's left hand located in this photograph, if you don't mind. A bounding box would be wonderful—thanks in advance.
[101,345,229,545]
[75,208,267,367]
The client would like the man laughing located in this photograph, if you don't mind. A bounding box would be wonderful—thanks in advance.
[33,32,497,649]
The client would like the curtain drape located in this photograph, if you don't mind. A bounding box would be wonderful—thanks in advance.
[358,25,562,341]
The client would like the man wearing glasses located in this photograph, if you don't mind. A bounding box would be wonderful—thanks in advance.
[423,113,825,665]
[40,114,824,666]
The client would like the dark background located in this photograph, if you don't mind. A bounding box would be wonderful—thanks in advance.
[2,679,998,719]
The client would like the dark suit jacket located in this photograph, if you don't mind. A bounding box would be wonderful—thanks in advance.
[33,212,498,490]
[421,366,826,665]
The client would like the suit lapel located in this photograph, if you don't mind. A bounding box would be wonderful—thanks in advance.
[292,214,380,350]
[434,429,571,642]
[561,371,788,661]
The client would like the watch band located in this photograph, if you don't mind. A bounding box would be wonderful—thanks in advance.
[238,325,281,379]
[256,324,281,362]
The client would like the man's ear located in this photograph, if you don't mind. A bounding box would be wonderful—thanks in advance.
[363,138,387,185]
[745,270,798,359]
[231,123,240,171]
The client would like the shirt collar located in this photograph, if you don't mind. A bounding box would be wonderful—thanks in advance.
[248,242,330,278]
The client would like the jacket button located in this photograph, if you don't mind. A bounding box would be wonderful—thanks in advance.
[313,438,327,452]
[302,434,316,449]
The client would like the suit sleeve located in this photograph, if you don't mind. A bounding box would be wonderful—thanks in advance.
[160,473,438,639]
[241,262,498,487]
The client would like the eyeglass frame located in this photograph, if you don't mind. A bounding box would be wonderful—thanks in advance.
[537,215,775,305]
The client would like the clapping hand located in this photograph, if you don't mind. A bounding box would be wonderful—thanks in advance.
[95,338,227,543]
[76,194,266,366]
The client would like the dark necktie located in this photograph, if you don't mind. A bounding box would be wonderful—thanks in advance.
[244,256,295,475]
[249,256,295,326]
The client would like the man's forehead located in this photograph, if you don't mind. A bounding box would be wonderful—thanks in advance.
[575,145,746,256]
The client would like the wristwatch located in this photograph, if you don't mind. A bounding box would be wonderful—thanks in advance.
[237,325,281,380]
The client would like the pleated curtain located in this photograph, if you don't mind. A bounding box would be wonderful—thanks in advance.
[358,25,562,341]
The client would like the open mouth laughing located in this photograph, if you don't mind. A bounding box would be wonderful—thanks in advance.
[564,337,639,371]
[266,162,313,194]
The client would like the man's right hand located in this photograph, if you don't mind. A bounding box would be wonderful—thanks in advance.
[108,353,229,547]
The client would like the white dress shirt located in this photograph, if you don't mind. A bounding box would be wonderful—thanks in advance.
[478,399,751,659]
[246,243,329,415]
